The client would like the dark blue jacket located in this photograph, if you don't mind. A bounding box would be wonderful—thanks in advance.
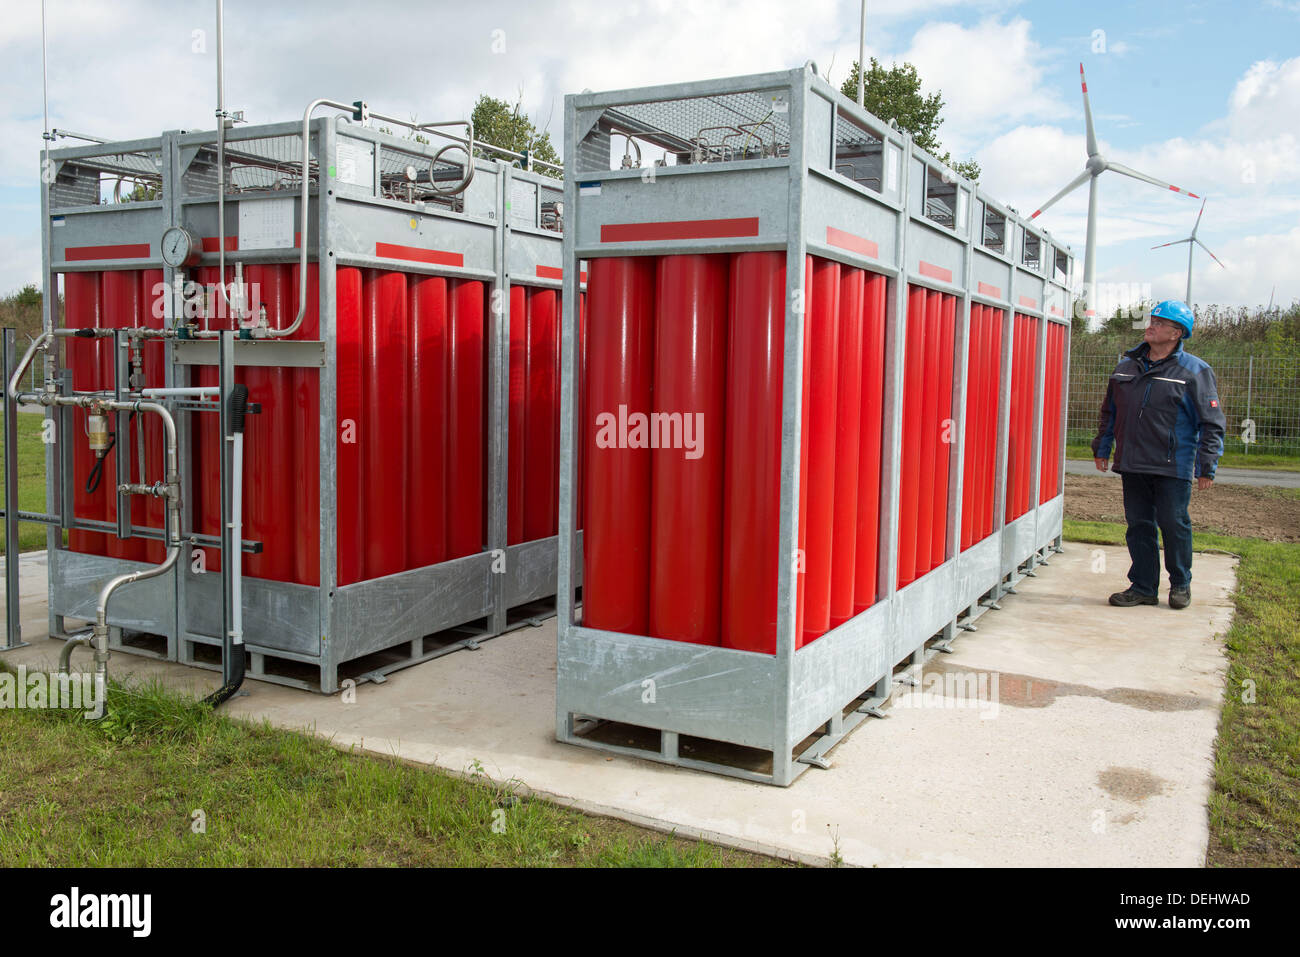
[1092,341,1226,480]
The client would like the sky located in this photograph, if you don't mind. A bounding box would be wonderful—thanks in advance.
[0,0,1297,317]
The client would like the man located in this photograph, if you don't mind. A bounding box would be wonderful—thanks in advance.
[1092,299,1225,609]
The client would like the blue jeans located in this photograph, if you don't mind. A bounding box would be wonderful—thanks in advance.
[1119,472,1193,596]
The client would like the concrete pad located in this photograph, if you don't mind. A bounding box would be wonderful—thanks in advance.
[1,542,1237,867]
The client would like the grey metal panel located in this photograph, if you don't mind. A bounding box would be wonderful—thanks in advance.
[908,219,965,290]
[331,197,497,272]
[573,164,789,252]
[48,205,164,267]
[804,172,898,266]
[786,599,892,744]
[172,339,325,367]
[183,568,320,655]
[954,534,1001,610]
[971,246,1013,304]
[557,627,779,751]
[331,552,496,663]
[507,230,564,281]
[1001,511,1038,574]
[805,88,834,172]
[893,561,959,655]
[49,550,174,634]
[1036,494,1064,550]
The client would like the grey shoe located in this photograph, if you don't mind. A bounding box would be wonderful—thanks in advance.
[1169,586,1191,610]
[1110,588,1158,607]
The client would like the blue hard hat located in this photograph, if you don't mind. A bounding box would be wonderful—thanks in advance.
[1151,299,1194,338]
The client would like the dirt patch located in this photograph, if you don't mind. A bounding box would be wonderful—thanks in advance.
[1065,474,1300,542]
[1099,766,1169,803]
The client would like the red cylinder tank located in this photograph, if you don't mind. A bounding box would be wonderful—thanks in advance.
[801,257,840,645]
[829,267,864,628]
[447,278,486,560]
[584,257,655,635]
[649,254,727,645]
[408,274,449,568]
[854,272,887,612]
[721,251,786,653]
[507,286,527,545]
[897,286,926,588]
[524,287,560,541]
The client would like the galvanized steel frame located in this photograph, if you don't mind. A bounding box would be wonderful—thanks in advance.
[555,67,1073,785]
[25,116,571,691]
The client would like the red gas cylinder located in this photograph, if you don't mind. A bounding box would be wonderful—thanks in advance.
[721,251,786,653]
[854,272,887,612]
[584,257,656,635]
[524,287,560,541]
[408,273,450,568]
[897,285,926,587]
[828,266,864,628]
[649,254,727,645]
[801,257,840,645]
[447,278,486,560]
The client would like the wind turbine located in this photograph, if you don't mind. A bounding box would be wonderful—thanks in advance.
[1150,197,1225,308]
[1030,63,1201,317]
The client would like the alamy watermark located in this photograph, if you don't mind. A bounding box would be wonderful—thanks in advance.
[0,666,104,719]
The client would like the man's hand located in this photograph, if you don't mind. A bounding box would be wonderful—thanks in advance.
[1094,458,1109,472]
[1197,476,1213,491]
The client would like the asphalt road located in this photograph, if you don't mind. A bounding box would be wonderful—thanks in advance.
[1065,459,1300,488]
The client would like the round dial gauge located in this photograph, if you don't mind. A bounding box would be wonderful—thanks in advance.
[160,226,199,268]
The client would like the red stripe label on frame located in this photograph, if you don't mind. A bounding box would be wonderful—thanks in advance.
[977,281,1001,298]
[65,243,151,261]
[536,265,588,283]
[826,226,878,258]
[600,217,759,243]
[1019,295,1038,309]
[918,260,953,283]
[375,242,464,267]
[1050,305,1063,316]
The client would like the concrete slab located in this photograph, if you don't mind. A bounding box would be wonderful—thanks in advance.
[1,542,1237,867]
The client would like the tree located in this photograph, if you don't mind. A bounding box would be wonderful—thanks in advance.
[841,58,981,182]
[471,95,561,178]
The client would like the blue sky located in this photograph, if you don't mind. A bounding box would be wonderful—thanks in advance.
[0,0,1296,313]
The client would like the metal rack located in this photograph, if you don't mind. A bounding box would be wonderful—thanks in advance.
[554,66,1073,785]
[3,108,577,693]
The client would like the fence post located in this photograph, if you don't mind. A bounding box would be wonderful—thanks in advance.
[1245,355,1253,457]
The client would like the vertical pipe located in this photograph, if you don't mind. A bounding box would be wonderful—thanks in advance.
[524,287,560,541]
[3,329,22,648]
[447,279,486,559]
[801,257,839,645]
[829,266,864,627]
[584,257,655,635]
[721,251,785,652]
[142,268,166,563]
[507,285,526,544]
[649,254,727,645]
[407,274,448,567]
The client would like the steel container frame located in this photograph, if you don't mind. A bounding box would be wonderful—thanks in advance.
[554,66,1072,784]
[15,114,576,692]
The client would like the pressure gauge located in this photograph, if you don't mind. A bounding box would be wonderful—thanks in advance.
[160,226,199,268]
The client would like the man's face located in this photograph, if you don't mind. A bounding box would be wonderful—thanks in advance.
[1143,315,1184,349]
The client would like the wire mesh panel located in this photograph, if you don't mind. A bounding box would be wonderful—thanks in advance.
[1068,352,1300,457]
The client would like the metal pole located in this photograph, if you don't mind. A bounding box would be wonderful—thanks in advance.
[857,0,866,107]
[219,331,236,686]
[3,328,27,650]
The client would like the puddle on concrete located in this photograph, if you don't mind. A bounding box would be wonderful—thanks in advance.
[1099,766,1169,802]
[914,658,1212,712]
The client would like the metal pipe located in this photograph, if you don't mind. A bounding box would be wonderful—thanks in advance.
[857,0,866,107]
[58,632,92,675]
[141,387,218,398]
[213,0,235,321]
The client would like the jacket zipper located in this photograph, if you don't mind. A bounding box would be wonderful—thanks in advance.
[1138,382,1152,419]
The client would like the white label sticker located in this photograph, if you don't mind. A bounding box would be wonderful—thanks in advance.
[237,196,294,250]
[336,138,374,190]
[886,146,900,192]
[956,190,969,230]
[579,182,602,196]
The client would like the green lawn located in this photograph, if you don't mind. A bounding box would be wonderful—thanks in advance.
[0,411,51,553]
[1063,519,1300,866]
[0,672,790,867]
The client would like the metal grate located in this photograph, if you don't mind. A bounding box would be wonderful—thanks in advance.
[51,147,164,207]
[183,133,314,197]
[833,110,884,191]
[1068,352,1300,457]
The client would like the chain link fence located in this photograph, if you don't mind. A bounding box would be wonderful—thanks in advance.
[1068,353,1300,458]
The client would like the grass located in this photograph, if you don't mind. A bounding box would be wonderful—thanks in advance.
[1065,442,1300,472]
[0,412,52,553]
[0,668,790,867]
[1063,518,1300,866]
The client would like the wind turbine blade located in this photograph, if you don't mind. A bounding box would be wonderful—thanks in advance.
[1195,238,1226,268]
[1106,160,1200,199]
[1079,63,1097,156]
[1151,239,1192,250]
[1030,168,1091,219]
[1192,196,1206,235]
